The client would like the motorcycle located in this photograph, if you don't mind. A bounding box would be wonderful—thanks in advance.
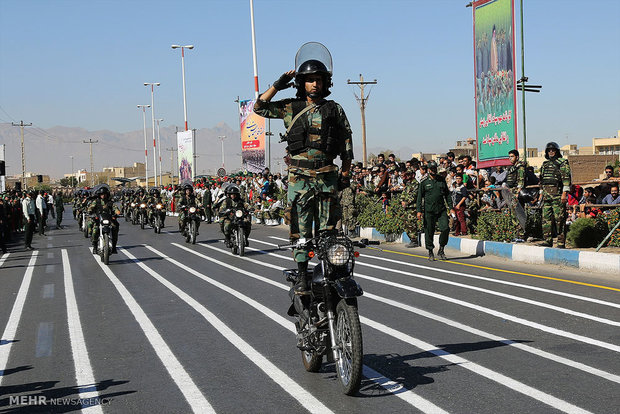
[138,202,148,229]
[96,212,114,265]
[80,211,90,238]
[180,205,201,244]
[223,208,250,256]
[130,202,138,225]
[280,233,378,395]
[151,202,166,234]
[123,200,132,222]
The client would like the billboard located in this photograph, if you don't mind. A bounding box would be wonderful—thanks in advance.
[473,0,518,168]
[177,130,195,182]
[239,99,266,173]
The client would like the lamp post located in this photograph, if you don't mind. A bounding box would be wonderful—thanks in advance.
[218,135,226,169]
[69,156,74,187]
[137,104,151,189]
[145,82,160,187]
[156,118,163,187]
[171,44,194,131]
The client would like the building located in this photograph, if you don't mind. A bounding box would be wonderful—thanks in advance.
[592,130,620,155]
[449,138,477,159]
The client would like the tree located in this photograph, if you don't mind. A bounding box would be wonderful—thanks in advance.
[60,177,78,187]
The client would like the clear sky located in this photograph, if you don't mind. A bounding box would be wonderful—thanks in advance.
[1,0,619,157]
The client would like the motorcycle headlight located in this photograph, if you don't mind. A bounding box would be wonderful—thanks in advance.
[131,203,136,207]
[156,204,162,209]
[189,206,197,213]
[140,203,146,208]
[102,219,110,225]
[326,243,351,267]
[235,209,243,218]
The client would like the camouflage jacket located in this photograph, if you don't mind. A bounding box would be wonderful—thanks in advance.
[254,98,354,176]
[400,180,419,209]
[339,186,356,207]
[87,199,120,216]
[540,157,571,193]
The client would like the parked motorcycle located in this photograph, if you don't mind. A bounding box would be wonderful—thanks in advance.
[280,234,378,395]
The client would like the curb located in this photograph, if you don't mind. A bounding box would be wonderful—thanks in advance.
[359,227,620,274]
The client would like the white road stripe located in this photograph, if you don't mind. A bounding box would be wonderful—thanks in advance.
[90,249,214,414]
[243,244,620,384]
[62,249,104,413]
[122,246,338,414]
[0,252,9,267]
[194,242,592,413]
[257,237,620,311]
[0,251,37,385]
[249,239,620,352]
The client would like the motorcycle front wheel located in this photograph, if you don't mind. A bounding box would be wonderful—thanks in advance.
[83,221,89,238]
[155,216,161,234]
[102,233,110,265]
[238,226,245,257]
[131,211,137,225]
[124,209,130,222]
[140,214,145,230]
[190,221,197,244]
[334,299,363,395]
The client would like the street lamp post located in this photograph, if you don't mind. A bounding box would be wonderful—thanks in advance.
[156,118,163,187]
[70,156,74,187]
[218,135,226,169]
[145,82,160,187]
[137,104,151,189]
[171,44,194,131]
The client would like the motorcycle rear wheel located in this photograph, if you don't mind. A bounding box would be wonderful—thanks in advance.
[334,299,363,395]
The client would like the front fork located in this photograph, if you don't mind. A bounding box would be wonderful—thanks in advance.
[323,269,341,363]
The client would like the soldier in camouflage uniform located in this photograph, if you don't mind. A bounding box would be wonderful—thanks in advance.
[505,149,526,238]
[254,50,354,294]
[87,186,120,254]
[339,178,357,236]
[399,172,420,248]
[539,142,571,248]
[202,183,213,224]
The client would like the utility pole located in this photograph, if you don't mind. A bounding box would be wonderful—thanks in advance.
[83,139,98,186]
[218,136,226,169]
[347,75,377,167]
[12,121,32,189]
[166,147,177,185]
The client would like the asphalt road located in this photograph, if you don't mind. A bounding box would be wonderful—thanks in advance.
[1,208,619,413]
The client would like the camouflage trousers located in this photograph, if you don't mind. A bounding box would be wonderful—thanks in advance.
[403,208,421,242]
[542,194,567,245]
[288,170,339,262]
[508,189,525,239]
[341,206,357,232]
[220,218,251,239]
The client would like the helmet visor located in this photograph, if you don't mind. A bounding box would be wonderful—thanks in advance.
[295,42,332,75]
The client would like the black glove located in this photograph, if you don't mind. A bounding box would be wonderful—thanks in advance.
[337,174,351,191]
[273,73,294,91]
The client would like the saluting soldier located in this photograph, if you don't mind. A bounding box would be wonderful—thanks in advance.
[539,142,571,248]
[417,161,453,261]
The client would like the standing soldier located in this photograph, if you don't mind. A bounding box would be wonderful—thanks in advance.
[504,149,526,238]
[202,182,213,224]
[417,161,453,261]
[539,142,571,248]
[400,171,420,248]
[253,42,354,294]
[339,176,357,236]
[54,191,65,229]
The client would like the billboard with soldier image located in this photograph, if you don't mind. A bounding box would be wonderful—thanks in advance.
[239,99,266,173]
[473,0,517,168]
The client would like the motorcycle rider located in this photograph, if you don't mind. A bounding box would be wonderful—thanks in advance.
[218,185,252,248]
[177,183,201,235]
[253,42,354,294]
[147,187,166,228]
[87,185,120,254]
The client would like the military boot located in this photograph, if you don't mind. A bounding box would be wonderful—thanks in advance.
[294,261,310,295]
[437,246,447,260]
[427,249,435,261]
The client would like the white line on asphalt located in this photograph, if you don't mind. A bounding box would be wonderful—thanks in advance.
[0,251,37,385]
[194,242,593,413]
[35,322,54,357]
[246,242,620,353]
[47,252,54,259]
[243,244,620,384]
[0,252,9,267]
[62,249,104,413]
[123,245,339,414]
[90,249,214,414]
[166,242,450,413]
[42,284,55,299]
[45,264,55,274]
[257,237,620,310]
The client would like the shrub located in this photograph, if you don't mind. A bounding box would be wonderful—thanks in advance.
[475,210,516,242]
[566,217,607,248]
[598,207,620,247]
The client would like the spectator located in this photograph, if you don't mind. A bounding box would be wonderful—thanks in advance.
[374,164,389,195]
[374,153,385,167]
[490,166,507,186]
[446,151,457,167]
[451,173,468,236]
[580,187,595,204]
[596,165,618,203]
[601,184,620,205]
